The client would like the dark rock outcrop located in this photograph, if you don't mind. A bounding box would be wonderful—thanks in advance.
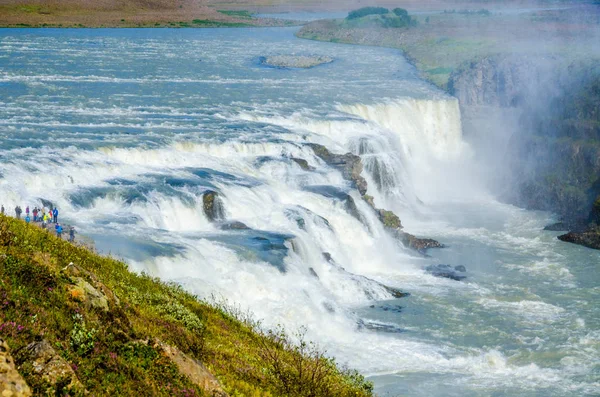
[218,221,250,230]
[451,55,600,249]
[377,209,403,229]
[304,185,362,221]
[398,232,444,254]
[308,144,368,195]
[308,144,442,252]
[382,285,410,298]
[260,55,333,69]
[290,157,314,171]
[203,191,225,222]
[558,227,600,250]
[448,55,543,107]
[425,264,467,281]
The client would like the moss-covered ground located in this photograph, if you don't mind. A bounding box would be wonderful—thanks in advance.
[0,215,373,396]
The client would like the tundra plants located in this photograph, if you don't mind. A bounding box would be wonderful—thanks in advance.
[0,215,373,396]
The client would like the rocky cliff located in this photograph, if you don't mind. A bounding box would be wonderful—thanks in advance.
[449,56,600,249]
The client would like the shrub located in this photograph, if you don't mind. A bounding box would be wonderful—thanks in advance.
[157,301,204,333]
[392,8,408,17]
[257,327,373,397]
[70,313,97,356]
[347,7,389,20]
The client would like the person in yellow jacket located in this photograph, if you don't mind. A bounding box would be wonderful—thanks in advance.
[42,212,49,228]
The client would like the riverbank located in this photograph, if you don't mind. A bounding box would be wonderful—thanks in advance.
[0,214,373,396]
[0,0,299,28]
[296,6,600,89]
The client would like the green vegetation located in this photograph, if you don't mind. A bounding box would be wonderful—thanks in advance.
[347,7,389,20]
[344,7,416,28]
[0,215,373,396]
[217,10,253,19]
[190,19,253,27]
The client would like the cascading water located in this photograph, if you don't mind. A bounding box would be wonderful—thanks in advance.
[1,27,598,396]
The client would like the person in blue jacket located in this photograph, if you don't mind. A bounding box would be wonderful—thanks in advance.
[56,223,63,238]
[25,214,30,223]
[52,208,58,224]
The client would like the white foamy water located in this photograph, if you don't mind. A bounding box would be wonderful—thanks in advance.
[0,28,598,396]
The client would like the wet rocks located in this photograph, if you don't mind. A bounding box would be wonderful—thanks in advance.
[382,285,410,298]
[425,264,467,281]
[558,227,600,250]
[304,185,362,221]
[397,231,443,254]
[369,304,403,314]
[362,194,402,229]
[0,338,32,397]
[203,191,225,222]
[308,144,368,195]
[308,144,443,253]
[16,340,84,394]
[357,319,404,334]
[218,221,250,230]
[555,197,600,250]
[377,209,402,229]
[260,55,333,69]
[290,157,314,171]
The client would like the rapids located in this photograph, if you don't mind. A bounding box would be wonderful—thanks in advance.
[0,27,598,396]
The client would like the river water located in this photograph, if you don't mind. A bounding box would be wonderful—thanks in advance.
[0,27,598,396]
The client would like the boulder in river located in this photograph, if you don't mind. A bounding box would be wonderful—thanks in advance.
[396,231,443,254]
[558,227,600,250]
[260,55,333,69]
[425,264,467,281]
[308,144,368,195]
[219,221,250,230]
[203,190,225,222]
[290,157,314,171]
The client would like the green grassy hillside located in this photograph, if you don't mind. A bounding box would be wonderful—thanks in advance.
[0,215,373,396]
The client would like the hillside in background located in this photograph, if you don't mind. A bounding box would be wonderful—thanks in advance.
[0,0,589,27]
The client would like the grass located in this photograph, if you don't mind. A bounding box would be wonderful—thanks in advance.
[0,215,373,396]
[217,10,253,19]
[191,19,253,27]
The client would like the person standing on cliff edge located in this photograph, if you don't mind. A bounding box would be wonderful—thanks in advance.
[52,207,58,224]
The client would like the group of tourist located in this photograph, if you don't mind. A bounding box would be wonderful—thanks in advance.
[0,204,75,242]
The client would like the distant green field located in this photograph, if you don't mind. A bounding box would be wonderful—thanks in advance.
[217,9,254,19]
